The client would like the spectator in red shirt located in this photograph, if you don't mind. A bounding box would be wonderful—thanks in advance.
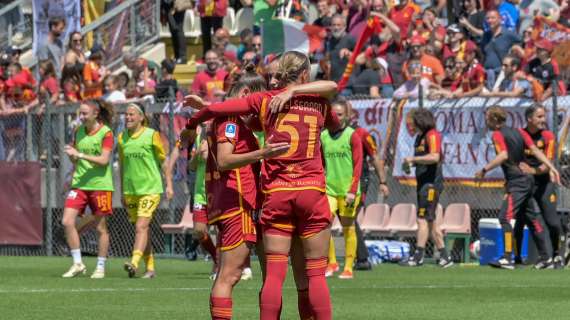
[190,50,228,102]
[402,35,445,85]
[389,0,421,39]
[410,7,446,43]
[61,65,83,103]
[197,0,228,57]
[38,60,60,106]
[442,24,469,61]
[453,41,486,98]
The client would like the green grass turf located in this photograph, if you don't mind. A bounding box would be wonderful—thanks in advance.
[1,257,569,319]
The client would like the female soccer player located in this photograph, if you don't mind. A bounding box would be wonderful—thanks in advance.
[165,125,219,278]
[207,68,291,320]
[401,108,452,268]
[119,102,168,278]
[322,99,363,279]
[61,100,114,279]
[183,51,339,320]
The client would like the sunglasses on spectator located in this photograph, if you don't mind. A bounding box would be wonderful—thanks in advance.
[502,63,510,67]
[253,43,261,47]
[72,38,83,42]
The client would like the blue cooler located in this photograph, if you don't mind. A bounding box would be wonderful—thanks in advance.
[479,218,529,265]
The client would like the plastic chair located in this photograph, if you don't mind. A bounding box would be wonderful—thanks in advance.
[441,203,472,262]
[235,7,254,34]
[223,7,237,35]
[360,203,390,236]
[187,10,202,38]
[387,203,418,237]
[161,204,194,253]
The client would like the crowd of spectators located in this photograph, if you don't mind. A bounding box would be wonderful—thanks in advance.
[1,0,570,161]
[174,0,569,103]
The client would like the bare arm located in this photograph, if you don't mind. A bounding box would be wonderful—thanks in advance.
[217,141,290,171]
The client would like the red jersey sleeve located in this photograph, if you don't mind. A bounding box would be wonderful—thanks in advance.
[215,116,239,145]
[492,131,508,153]
[542,130,555,161]
[185,92,271,129]
[517,128,536,149]
[356,127,378,157]
[349,132,363,194]
[426,129,442,154]
[101,131,114,150]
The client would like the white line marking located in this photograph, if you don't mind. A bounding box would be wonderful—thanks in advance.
[0,283,567,295]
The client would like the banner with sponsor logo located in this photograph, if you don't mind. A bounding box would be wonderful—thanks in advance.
[32,0,81,55]
[349,98,396,160]
[391,97,549,187]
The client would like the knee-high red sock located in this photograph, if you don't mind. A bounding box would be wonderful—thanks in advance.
[297,288,314,320]
[306,257,332,320]
[200,234,217,262]
[260,253,288,320]
[210,296,232,320]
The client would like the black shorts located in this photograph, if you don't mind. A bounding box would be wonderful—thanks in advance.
[416,183,441,222]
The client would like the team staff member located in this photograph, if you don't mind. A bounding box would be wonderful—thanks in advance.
[401,108,452,268]
[207,71,290,320]
[475,106,560,270]
[61,100,114,279]
[350,106,390,270]
[119,103,168,278]
[516,105,565,268]
[166,125,218,277]
[183,51,340,320]
[323,99,363,280]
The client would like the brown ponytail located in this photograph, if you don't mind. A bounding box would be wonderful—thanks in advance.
[86,99,114,126]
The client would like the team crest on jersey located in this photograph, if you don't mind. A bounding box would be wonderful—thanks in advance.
[225,123,236,138]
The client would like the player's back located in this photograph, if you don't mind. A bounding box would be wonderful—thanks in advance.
[261,94,331,193]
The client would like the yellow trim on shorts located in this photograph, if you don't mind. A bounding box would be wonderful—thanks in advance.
[220,239,244,252]
[208,209,243,224]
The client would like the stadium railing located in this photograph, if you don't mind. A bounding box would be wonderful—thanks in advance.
[1,94,570,260]
[0,0,33,52]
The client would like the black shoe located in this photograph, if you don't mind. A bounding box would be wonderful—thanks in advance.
[355,260,372,271]
[185,249,198,261]
[489,258,514,270]
[400,255,423,267]
[514,256,524,265]
[534,257,554,270]
[437,255,454,268]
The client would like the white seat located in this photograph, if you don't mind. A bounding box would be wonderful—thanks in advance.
[235,7,254,34]
[223,7,237,36]
[187,10,202,38]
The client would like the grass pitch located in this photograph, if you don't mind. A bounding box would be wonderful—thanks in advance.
[1,256,569,319]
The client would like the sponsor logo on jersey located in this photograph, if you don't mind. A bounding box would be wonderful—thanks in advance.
[225,123,236,138]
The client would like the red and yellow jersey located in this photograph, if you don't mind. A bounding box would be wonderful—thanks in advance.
[205,116,261,224]
[187,90,340,193]
[353,127,378,158]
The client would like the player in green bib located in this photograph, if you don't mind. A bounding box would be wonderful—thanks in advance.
[165,124,218,278]
[119,103,168,278]
[321,99,363,280]
[61,100,115,279]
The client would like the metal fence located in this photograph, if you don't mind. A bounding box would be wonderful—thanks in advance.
[2,95,570,261]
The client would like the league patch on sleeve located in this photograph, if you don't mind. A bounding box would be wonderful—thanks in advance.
[225,123,237,138]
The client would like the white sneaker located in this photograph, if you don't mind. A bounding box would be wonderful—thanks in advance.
[62,263,87,278]
[90,268,105,279]
[241,267,253,280]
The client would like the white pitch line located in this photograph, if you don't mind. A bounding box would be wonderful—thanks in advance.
[0,283,567,295]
